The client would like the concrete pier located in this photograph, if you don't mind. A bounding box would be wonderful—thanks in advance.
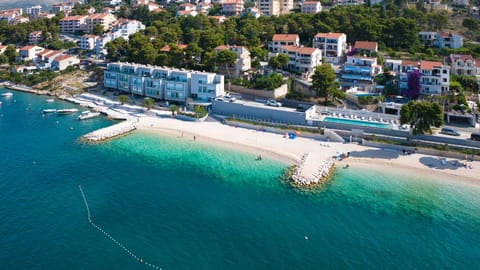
[291,153,335,186]
[81,121,137,142]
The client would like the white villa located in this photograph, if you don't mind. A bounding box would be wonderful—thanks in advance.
[214,45,251,78]
[280,46,322,75]
[268,34,300,53]
[312,32,347,64]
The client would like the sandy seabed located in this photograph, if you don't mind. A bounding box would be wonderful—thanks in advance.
[134,115,480,186]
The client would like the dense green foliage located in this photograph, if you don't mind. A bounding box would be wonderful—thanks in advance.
[107,4,455,70]
[250,73,285,90]
[311,63,339,104]
[118,94,129,105]
[400,100,444,135]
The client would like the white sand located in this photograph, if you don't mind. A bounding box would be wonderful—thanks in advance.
[135,116,480,185]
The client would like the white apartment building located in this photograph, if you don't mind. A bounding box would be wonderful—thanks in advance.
[257,0,293,16]
[335,0,365,5]
[104,63,225,103]
[435,32,463,49]
[111,19,145,40]
[59,15,87,33]
[341,55,382,90]
[312,32,347,64]
[79,34,97,51]
[280,45,322,74]
[221,0,244,15]
[0,8,22,24]
[51,54,80,71]
[26,5,42,18]
[268,34,300,53]
[444,54,477,76]
[18,46,44,61]
[85,14,117,33]
[301,1,322,13]
[28,31,43,45]
[214,45,251,78]
[418,31,437,47]
[398,60,449,95]
[52,1,76,14]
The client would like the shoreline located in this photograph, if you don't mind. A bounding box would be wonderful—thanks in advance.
[3,85,479,185]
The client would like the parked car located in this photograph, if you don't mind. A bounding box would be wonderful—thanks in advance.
[440,127,460,136]
[224,93,236,102]
[266,99,282,107]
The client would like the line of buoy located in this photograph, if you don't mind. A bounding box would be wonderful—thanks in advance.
[78,185,163,269]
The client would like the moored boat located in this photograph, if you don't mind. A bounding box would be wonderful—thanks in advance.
[46,99,54,103]
[77,110,101,120]
[42,109,57,113]
[1,92,13,97]
[56,108,79,114]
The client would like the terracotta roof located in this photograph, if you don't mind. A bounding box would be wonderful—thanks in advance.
[214,45,245,50]
[475,60,480,68]
[0,45,7,51]
[314,32,345,39]
[282,45,318,55]
[54,54,72,62]
[272,34,299,42]
[160,44,188,52]
[354,41,378,50]
[60,15,87,21]
[439,31,451,38]
[420,60,442,70]
[401,60,419,67]
[37,49,52,56]
[451,54,473,61]
[19,45,36,51]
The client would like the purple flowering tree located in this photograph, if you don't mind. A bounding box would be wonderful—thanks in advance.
[405,69,421,99]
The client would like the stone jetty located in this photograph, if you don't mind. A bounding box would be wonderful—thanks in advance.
[290,153,335,186]
[81,121,137,142]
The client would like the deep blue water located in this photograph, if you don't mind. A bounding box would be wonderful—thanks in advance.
[1,89,480,269]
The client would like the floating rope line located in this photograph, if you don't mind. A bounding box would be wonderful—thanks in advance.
[78,185,162,269]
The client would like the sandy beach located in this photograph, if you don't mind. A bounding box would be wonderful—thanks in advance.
[135,115,480,185]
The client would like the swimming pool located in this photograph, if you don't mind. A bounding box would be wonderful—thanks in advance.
[355,93,379,97]
[322,116,391,129]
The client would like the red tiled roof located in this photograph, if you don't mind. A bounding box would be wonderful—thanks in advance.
[401,60,419,67]
[475,60,480,68]
[214,45,245,50]
[354,41,378,50]
[60,15,87,21]
[160,44,188,52]
[420,60,442,70]
[272,34,299,42]
[314,32,345,39]
[54,54,72,62]
[19,45,36,51]
[282,45,318,55]
[37,49,52,56]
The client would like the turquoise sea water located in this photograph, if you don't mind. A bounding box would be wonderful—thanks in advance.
[1,88,480,269]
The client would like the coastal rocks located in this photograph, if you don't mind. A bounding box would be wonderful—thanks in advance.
[290,153,335,186]
[81,121,137,142]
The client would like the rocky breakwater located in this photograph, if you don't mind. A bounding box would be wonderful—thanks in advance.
[81,121,137,142]
[290,153,335,186]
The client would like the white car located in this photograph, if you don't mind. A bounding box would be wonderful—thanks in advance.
[266,99,282,107]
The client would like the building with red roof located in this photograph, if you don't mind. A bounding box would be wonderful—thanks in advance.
[268,34,300,53]
[312,33,347,63]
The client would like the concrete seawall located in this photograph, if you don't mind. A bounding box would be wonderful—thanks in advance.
[81,121,137,142]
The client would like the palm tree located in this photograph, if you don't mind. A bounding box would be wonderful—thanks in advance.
[144,98,154,110]
[170,105,178,116]
[118,94,129,105]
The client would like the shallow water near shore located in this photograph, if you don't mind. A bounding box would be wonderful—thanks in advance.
[1,89,480,269]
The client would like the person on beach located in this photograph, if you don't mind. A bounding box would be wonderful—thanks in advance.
[194,136,196,141]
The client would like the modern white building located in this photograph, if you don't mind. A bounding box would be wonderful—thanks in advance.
[104,63,225,103]
[51,54,80,71]
[257,0,293,16]
[301,1,322,13]
[398,60,449,95]
[341,55,382,90]
[312,32,347,64]
[18,45,44,61]
[444,54,476,76]
[28,31,43,45]
[26,5,42,18]
[79,34,98,51]
[221,0,244,15]
[335,0,365,5]
[214,45,251,78]
[268,34,300,53]
[280,45,322,75]
[435,32,463,49]
[59,15,87,33]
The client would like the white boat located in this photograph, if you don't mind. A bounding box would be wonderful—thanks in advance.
[45,99,55,103]
[56,108,79,114]
[1,92,13,97]
[42,109,57,113]
[77,110,101,120]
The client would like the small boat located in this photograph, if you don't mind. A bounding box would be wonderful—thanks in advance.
[45,99,55,103]
[77,110,101,120]
[56,108,79,114]
[43,109,57,113]
[1,92,13,97]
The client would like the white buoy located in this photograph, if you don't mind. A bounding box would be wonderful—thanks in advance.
[304,236,309,240]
